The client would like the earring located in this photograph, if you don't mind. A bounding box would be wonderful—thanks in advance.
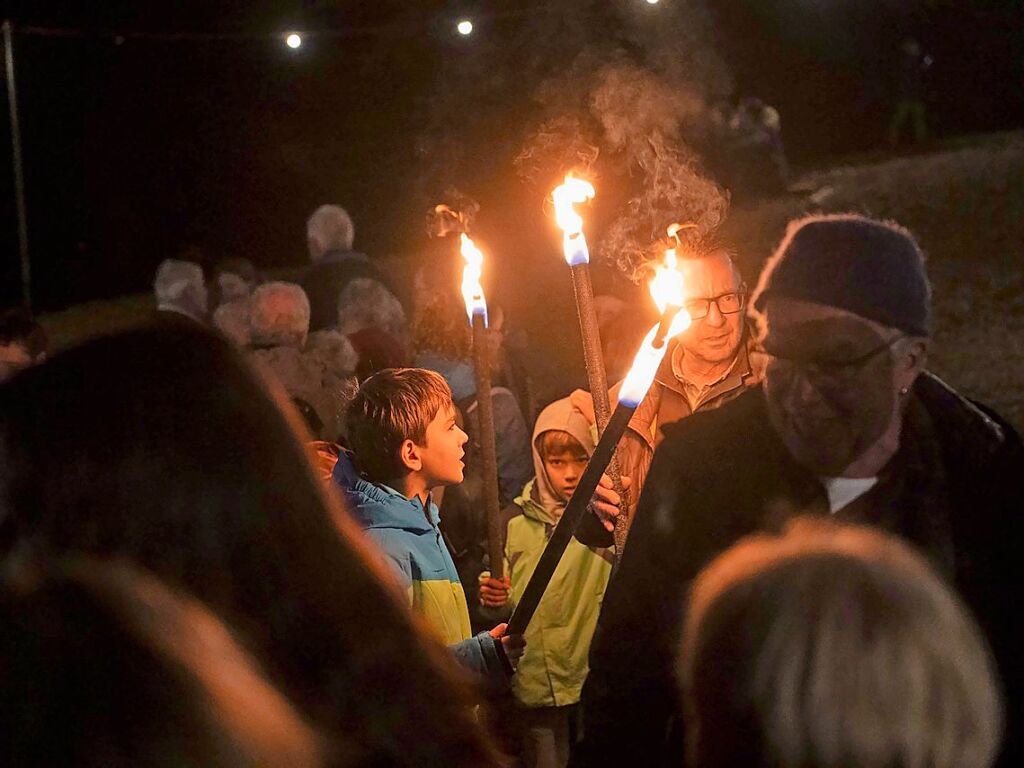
[899,386,909,396]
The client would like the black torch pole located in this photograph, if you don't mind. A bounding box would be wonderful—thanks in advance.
[568,262,630,556]
[507,402,635,635]
[471,311,504,581]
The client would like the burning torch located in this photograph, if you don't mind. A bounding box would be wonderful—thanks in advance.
[551,174,631,556]
[506,253,689,635]
[459,232,504,582]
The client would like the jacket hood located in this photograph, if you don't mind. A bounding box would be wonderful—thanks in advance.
[332,451,437,534]
[530,397,596,521]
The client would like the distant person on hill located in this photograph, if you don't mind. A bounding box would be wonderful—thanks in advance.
[153,259,208,323]
[729,97,789,193]
[299,204,396,332]
[888,37,932,148]
[0,307,47,382]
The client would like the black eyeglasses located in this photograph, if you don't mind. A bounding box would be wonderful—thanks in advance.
[766,333,906,388]
[685,291,746,320]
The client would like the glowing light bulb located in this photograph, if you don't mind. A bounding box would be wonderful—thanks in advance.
[646,0,661,5]
[285,33,302,49]
[457,20,474,36]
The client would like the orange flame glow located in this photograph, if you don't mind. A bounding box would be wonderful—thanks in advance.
[460,233,488,323]
[619,245,691,406]
[551,175,596,266]
[648,247,686,315]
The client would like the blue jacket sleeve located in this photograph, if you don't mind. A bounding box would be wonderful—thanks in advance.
[449,631,509,683]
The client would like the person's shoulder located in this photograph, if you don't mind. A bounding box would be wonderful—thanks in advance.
[915,373,1018,459]
[659,385,768,454]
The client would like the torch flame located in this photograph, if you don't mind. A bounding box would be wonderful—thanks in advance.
[460,233,488,324]
[648,247,685,315]
[619,244,692,407]
[552,175,596,266]
[618,313,692,407]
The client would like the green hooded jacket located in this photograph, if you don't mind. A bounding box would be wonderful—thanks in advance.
[504,398,613,708]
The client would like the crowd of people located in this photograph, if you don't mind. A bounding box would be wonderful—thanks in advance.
[0,205,1018,768]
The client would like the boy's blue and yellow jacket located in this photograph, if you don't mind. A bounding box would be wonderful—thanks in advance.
[332,452,506,679]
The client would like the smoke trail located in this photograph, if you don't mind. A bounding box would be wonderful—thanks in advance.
[513,1,732,279]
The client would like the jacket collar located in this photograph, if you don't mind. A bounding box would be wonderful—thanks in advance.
[515,479,561,527]
[331,451,438,533]
[655,323,759,401]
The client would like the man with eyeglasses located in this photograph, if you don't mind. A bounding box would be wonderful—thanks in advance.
[575,214,1023,767]
[574,244,764,548]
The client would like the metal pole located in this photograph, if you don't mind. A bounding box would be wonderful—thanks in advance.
[472,311,504,581]
[568,262,630,555]
[3,20,30,309]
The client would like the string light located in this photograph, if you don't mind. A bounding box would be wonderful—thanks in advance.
[8,3,662,47]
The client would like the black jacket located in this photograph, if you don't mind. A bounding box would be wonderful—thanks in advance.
[575,373,1024,767]
[299,250,392,332]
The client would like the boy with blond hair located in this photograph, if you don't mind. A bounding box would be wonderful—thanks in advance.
[334,367,524,678]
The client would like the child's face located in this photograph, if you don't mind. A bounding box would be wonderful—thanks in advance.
[543,449,589,503]
[417,403,468,488]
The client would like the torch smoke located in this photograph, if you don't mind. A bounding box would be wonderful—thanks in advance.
[514,1,732,279]
[426,191,480,239]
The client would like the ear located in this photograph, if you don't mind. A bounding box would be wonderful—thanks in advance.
[895,337,929,390]
[397,438,422,473]
[903,337,929,374]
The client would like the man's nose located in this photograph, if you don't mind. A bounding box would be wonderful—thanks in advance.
[704,300,726,327]
[457,427,468,447]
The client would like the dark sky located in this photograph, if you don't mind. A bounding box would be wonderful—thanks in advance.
[1,1,1022,311]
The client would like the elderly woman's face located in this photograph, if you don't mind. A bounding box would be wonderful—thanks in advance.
[761,297,909,476]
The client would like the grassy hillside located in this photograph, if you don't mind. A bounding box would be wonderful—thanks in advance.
[720,130,1024,430]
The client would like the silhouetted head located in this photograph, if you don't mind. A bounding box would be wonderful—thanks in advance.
[680,520,1003,768]
[753,214,931,477]
[0,322,499,767]
[1,556,326,768]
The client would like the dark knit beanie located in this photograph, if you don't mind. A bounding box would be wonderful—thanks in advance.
[752,214,932,337]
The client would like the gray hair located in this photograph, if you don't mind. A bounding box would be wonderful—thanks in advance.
[249,282,310,349]
[680,519,1003,768]
[336,278,406,338]
[154,260,208,321]
[306,205,355,260]
[212,300,252,347]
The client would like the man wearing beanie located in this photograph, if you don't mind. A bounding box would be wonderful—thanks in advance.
[576,214,1023,767]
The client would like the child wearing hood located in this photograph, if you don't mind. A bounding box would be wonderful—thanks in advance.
[480,397,614,768]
